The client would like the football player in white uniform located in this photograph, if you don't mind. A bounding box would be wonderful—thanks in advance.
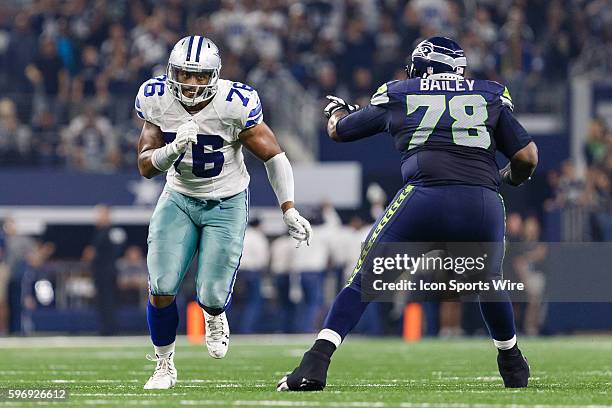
[135,35,312,389]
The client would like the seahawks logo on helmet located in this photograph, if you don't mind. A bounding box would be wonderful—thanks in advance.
[407,36,467,79]
[412,41,435,59]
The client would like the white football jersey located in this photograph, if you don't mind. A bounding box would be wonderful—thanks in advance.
[135,76,263,199]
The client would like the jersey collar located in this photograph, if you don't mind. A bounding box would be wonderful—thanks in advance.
[427,73,464,80]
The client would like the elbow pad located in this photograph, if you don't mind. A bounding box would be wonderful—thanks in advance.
[264,152,295,205]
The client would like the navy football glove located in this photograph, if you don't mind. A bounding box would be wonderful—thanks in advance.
[500,163,524,186]
[323,95,359,119]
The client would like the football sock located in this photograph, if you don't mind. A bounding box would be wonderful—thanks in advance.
[497,342,520,356]
[478,294,517,349]
[310,339,337,359]
[154,341,176,359]
[322,286,369,341]
[147,299,179,348]
[316,328,342,347]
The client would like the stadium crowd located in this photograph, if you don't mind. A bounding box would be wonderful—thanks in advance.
[0,0,610,336]
[0,0,609,169]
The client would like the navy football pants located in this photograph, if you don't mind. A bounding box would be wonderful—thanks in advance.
[324,184,516,342]
[348,184,505,289]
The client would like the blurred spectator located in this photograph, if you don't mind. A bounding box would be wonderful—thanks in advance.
[25,36,69,100]
[584,119,608,166]
[21,241,56,334]
[130,15,175,69]
[0,98,33,165]
[55,18,77,75]
[100,23,127,62]
[116,245,148,308]
[61,105,120,171]
[291,207,336,333]
[373,13,401,82]
[513,216,547,335]
[549,161,587,208]
[238,218,270,334]
[82,205,126,335]
[72,46,106,104]
[31,109,62,167]
[117,115,144,169]
[336,214,370,283]
[3,218,37,334]
[2,218,36,270]
[270,233,295,333]
[340,18,375,77]
[543,170,562,211]
[0,225,7,335]
[351,67,375,107]
[506,213,524,243]
[3,13,38,96]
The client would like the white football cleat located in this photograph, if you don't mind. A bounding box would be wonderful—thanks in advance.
[144,353,177,389]
[204,311,230,359]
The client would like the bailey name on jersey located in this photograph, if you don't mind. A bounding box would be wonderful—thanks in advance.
[420,78,475,92]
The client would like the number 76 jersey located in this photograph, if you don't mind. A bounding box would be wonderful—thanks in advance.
[135,76,263,199]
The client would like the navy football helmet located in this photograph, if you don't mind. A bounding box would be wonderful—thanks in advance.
[406,36,467,78]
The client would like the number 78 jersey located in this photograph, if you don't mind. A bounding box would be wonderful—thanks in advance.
[371,75,531,190]
[135,76,263,199]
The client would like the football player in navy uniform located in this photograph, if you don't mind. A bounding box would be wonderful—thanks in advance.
[278,37,537,391]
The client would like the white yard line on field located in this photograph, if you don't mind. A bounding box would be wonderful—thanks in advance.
[0,334,316,348]
[176,401,612,408]
[3,398,611,408]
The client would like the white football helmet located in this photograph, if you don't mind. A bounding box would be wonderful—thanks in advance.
[166,36,222,106]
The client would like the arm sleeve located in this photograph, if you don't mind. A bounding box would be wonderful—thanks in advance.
[336,104,391,142]
[494,107,532,159]
[264,152,294,205]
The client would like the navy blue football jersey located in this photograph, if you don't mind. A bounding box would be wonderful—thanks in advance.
[354,75,532,190]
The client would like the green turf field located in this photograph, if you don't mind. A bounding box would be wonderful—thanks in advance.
[1,335,610,407]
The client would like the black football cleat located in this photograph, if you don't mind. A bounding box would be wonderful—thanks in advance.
[277,350,330,391]
[497,347,530,388]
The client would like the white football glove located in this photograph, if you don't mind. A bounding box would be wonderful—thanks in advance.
[170,120,199,154]
[283,208,313,247]
[323,95,359,119]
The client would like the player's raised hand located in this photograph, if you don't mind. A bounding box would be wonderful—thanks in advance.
[171,120,199,154]
[323,95,359,118]
[283,208,313,247]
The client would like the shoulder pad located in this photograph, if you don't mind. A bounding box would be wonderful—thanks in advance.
[135,76,173,123]
[495,82,514,112]
[215,79,263,130]
[482,80,514,112]
[371,80,401,106]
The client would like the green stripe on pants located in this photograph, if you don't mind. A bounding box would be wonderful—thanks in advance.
[347,184,414,284]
